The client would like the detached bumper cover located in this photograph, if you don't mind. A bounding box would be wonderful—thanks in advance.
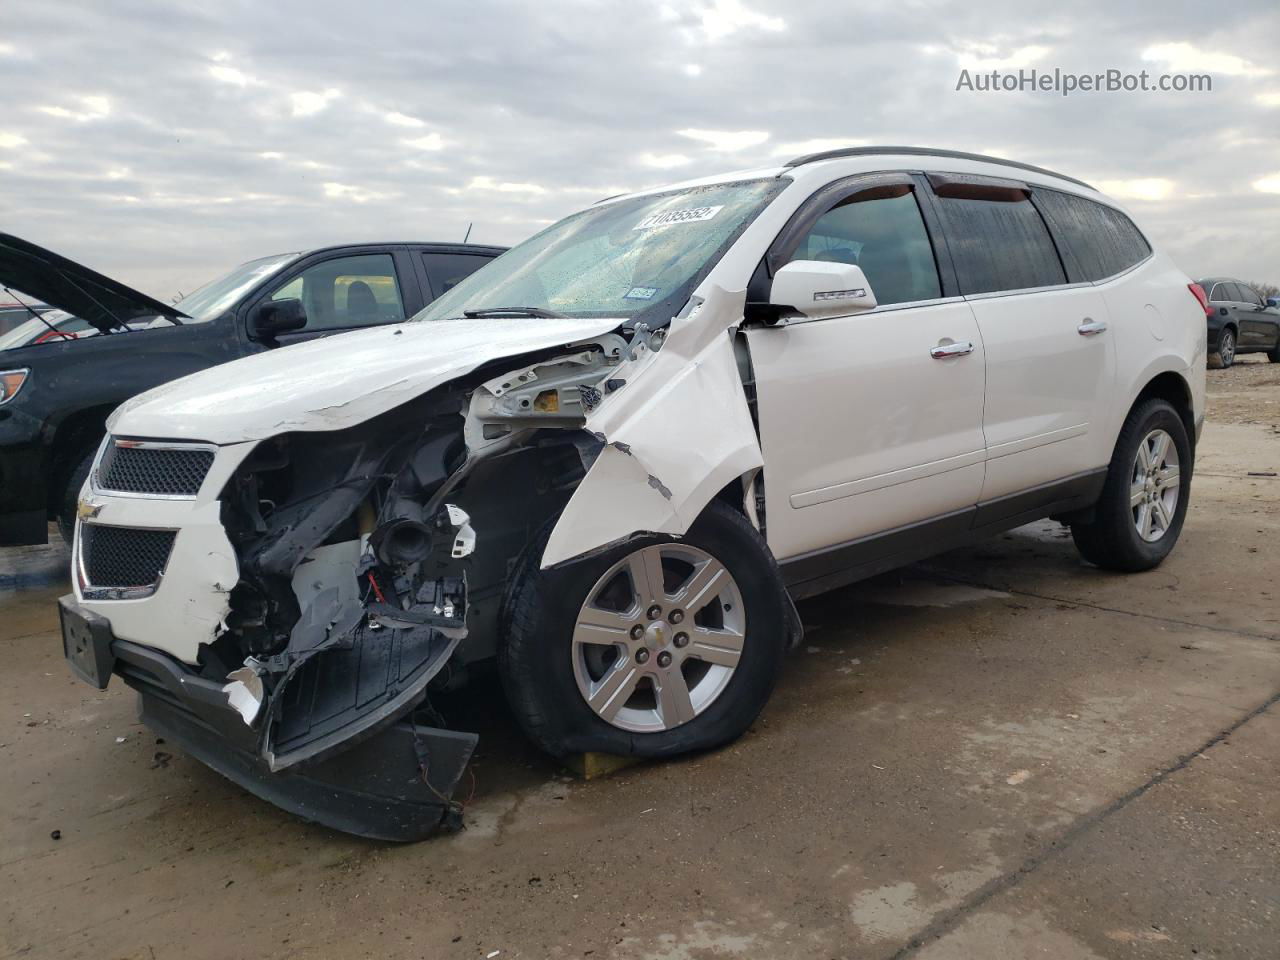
[75,609,476,841]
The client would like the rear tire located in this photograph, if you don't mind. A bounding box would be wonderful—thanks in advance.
[1267,340,1279,363]
[1070,398,1191,572]
[56,449,96,545]
[500,500,788,760]
[1213,328,1236,368]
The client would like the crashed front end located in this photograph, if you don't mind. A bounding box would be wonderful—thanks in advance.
[61,332,639,841]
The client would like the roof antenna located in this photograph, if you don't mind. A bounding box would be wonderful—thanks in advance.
[462,222,473,244]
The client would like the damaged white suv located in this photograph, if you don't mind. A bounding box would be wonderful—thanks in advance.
[60,147,1206,839]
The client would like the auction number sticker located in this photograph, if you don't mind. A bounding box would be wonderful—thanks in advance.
[633,205,724,230]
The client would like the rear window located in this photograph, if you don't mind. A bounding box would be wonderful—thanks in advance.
[1220,282,1245,303]
[423,253,493,299]
[1035,190,1152,282]
[932,191,1066,295]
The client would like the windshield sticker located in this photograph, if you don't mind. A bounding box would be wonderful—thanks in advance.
[623,286,659,300]
[633,205,724,230]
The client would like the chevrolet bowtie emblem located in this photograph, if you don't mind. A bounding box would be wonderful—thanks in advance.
[76,499,103,521]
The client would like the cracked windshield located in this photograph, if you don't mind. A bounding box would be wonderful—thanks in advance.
[415,178,784,324]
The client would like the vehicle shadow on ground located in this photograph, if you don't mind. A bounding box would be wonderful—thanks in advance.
[0,525,69,593]
[440,520,1094,810]
[0,518,1096,845]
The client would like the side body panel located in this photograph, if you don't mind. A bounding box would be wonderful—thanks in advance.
[0,319,248,543]
[1100,252,1206,442]
[746,300,987,560]
[973,284,1117,501]
[541,286,764,568]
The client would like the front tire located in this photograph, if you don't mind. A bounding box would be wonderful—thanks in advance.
[500,500,788,760]
[56,449,96,545]
[1070,398,1191,572]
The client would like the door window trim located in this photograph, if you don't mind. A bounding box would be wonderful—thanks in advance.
[750,170,956,313]
[962,280,1096,302]
[768,294,967,327]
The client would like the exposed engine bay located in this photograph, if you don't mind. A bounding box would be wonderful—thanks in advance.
[185,330,647,830]
[69,283,779,839]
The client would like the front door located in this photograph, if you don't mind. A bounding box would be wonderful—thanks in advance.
[746,179,987,566]
[244,248,421,350]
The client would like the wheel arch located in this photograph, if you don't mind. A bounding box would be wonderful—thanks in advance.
[1130,369,1196,457]
[45,404,112,515]
[539,298,765,570]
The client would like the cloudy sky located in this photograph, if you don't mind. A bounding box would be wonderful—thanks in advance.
[2,0,1278,300]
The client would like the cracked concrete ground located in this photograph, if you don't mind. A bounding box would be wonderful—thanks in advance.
[2,358,1277,960]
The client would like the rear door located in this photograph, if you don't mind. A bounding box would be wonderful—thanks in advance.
[927,174,1116,507]
[420,251,496,301]
[1233,283,1276,349]
[746,174,987,574]
[1218,283,1248,347]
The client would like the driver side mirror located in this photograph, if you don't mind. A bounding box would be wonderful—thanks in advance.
[249,298,308,340]
[769,260,878,320]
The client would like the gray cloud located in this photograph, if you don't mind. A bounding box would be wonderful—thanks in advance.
[1,0,1278,299]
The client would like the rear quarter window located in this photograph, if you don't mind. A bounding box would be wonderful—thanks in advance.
[932,191,1066,295]
[1035,190,1152,282]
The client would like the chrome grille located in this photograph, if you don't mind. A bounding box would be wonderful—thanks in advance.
[81,524,176,589]
[98,441,214,497]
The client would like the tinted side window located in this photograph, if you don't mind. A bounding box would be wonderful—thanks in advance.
[1237,284,1262,306]
[1207,282,1228,303]
[933,193,1065,294]
[1220,282,1245,303]
[787,189,941,306]
[1036,191,1152,282]
[269,253,404,330]
[423,253,493,299]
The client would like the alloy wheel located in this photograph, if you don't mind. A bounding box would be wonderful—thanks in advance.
[571,544,745,733]
[1131,428,1180,542]
[1220,330,1235,366]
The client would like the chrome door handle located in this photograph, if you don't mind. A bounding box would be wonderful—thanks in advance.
[931,340,974,359]
[1078,319,1108,336]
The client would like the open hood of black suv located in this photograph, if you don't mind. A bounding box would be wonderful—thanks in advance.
[0,232,188,334]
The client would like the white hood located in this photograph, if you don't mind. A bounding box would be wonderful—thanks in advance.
[109,315,623,443]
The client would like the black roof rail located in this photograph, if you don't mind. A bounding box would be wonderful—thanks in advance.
[782,145,1094,191]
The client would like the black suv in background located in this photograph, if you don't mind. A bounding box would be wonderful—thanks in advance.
[0,234,504,545]
[1196,277,1280,367]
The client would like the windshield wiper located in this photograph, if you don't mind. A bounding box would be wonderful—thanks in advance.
[462,306,567,319]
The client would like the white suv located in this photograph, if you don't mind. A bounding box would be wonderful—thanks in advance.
[59,147,1206,839]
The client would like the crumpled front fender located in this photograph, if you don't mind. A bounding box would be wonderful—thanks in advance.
[541,285,762,568]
